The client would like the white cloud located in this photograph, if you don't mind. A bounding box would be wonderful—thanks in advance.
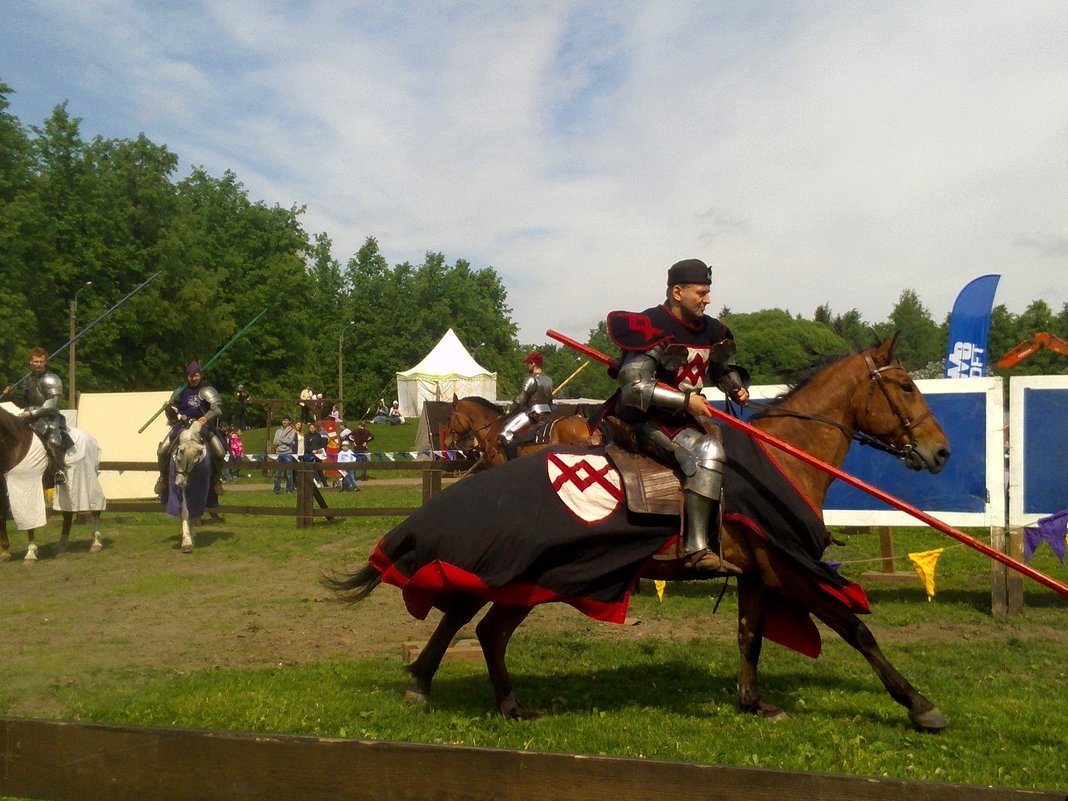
[3,0,1067,342]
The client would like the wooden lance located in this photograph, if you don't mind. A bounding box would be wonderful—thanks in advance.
[547,328,1068,600]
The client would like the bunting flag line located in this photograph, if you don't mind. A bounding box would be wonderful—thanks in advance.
[654,580,666,601]
[908,548,945,602]
[1024,509,1068,564]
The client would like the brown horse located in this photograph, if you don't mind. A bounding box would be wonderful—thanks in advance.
[325,335,953,730]
[444,394,602,467]
[0,405,104,561]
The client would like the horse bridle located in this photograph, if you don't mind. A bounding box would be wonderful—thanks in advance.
[749,352,931,464]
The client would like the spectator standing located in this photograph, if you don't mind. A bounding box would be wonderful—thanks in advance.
[272,415,297,494]
[304,421,327,487]
[351,421,374,480]
[336,441,359,491]
[299,385,314,423]
[227,425,246,480]
[233,384,251,429]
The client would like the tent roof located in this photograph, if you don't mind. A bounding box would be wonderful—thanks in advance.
[397,329,495,379]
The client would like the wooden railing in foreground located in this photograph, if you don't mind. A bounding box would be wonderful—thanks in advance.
[98,459,475,528]
[0,717,1060,801]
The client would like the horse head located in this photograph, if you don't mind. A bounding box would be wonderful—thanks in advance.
[173,424,207,490]
[854,333,951,474]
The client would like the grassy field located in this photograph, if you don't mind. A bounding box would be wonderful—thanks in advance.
[1,473,1065,795]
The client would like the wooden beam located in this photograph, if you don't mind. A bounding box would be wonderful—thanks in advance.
[0,718,1060,801]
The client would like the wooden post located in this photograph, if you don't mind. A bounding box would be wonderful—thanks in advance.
[422,467,442,503]
[1007,527,1024,616]
[861,526,914,583]
[296,464,313,529]
[991,526,1008,617]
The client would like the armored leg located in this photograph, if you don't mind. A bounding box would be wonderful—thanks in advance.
[498,412,532,461]
[155,435,173,497]
[644,424,740,573]
[208,432,226,498]
[44,428,68,485]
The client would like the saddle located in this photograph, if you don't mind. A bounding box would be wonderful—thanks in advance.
[604,444,684,517]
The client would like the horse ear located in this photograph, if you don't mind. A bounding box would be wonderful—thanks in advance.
[873,331,900,364]
[452,393,459,404]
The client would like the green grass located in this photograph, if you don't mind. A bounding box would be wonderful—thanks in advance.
[4,491,1065,792]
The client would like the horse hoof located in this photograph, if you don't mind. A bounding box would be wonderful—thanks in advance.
[24,546,38,563]
[404,686,429,707]
[181,534,194,553]
[90,538,103,554]
[499,694,541,721]
[910,706,950,732]
[1,550,11,562]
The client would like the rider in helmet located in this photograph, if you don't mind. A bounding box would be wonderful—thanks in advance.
[155,361,227,500]
[2,347,70,486]
[498,351,555,460]
[605,258,749,572]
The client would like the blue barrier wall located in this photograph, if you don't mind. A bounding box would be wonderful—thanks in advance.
[1009,376,1068,523]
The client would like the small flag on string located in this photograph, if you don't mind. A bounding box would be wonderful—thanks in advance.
[908,548,944,601]
[1024,510,1068,564]
[654,580,666,601]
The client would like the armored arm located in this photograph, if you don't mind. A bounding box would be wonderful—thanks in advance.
[507,375,538,415]
[24,374,65,421]
[617,347,690,413]
[198,385,223,424]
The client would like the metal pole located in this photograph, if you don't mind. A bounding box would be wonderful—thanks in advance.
[68,299,76,408]
[338,330,344,419]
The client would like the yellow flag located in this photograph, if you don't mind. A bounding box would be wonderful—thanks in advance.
[654,580,666,601]
[908,548,944,601]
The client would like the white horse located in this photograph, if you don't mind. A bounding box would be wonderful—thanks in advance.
[0,404,106,562]
[166,423,212,554]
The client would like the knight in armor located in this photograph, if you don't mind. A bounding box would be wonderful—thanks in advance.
[155,361,227,500]
[498,352,555,460]
[2,347,70,486]
[605,258,750,572]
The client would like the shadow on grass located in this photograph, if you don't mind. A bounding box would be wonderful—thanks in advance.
[390,656,906,726]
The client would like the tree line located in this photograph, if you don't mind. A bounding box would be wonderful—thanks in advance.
[1,82,1065,420]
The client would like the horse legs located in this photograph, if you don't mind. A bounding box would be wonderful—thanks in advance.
[736,575,787,721]
[24,530,38,562]
[0,516,9,562]
[180,493,195,553]
[89,511,103,553]
[475,603,537,720]
[405,595,486,706]
[57,511,74,554]
[809,593,949,731]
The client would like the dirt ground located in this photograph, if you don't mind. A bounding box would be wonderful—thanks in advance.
[1,500,1065,721]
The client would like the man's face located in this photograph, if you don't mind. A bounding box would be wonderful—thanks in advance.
[672,283,710,323]
[188,372,202,387]
[29,354,47,374]
[282,418,291,428]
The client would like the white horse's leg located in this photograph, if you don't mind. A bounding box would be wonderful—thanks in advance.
[24,531,38,563]
[90,511,103,553]
[180,492,195,553]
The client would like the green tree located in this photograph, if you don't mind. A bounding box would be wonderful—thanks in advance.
[881,289,944,372]
[722,309,850,384]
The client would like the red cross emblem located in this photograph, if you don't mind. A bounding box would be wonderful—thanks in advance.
[547,453,622,524]
[622,313,662,344]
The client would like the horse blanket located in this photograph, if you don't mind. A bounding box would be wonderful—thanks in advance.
[3,435,48,530]
[370,431,870,658]
[163,446,214,520]
[53,427,106,513]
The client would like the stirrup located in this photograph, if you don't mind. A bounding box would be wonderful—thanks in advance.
[685,548,742,574]
[54,470,67,485]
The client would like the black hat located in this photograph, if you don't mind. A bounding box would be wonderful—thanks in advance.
[667,258,712,286]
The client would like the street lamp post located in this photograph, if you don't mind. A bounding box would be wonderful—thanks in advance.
[338,329,344,420]
[68,281,92,408]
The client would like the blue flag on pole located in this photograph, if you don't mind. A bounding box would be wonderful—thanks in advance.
[943,275,1000,378]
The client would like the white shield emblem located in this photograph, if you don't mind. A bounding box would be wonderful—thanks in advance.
[546,453,623,524]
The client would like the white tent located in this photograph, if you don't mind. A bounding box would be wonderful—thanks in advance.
[396,329,497,418]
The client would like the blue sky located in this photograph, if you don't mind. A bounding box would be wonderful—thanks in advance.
[3,1,1067,344]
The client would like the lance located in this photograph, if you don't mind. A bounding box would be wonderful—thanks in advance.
[554,360,590,396]
[547,328,1068,599]
[4,271,162,395]
[138,308,269,434]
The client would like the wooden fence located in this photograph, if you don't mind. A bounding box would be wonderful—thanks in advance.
[0,718,1061,801]
[98,459,474,528]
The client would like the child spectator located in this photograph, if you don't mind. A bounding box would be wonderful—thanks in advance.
[336,440,359,492]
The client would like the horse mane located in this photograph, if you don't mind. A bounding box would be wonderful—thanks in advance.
[459,396,504,417]
[748,348,857,419]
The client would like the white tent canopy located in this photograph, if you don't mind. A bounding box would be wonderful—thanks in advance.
[396,329,497,418]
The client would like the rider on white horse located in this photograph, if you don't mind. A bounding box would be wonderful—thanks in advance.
[1,347,70,486]
[155,361,226,501]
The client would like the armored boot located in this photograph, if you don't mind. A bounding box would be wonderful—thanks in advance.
[155,437,172,499]
[679,489,740,573]
[42,429,68,485]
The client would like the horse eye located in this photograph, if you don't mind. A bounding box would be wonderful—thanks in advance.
[900,382,915,394]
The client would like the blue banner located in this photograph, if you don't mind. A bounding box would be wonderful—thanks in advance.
[943,274,1000,378]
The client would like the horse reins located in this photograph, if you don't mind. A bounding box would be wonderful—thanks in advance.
[744,353,930,463]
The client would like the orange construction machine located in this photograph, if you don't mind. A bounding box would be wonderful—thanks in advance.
[995,332,1068,369]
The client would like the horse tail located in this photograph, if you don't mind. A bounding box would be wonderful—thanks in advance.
[320,563,382,604]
